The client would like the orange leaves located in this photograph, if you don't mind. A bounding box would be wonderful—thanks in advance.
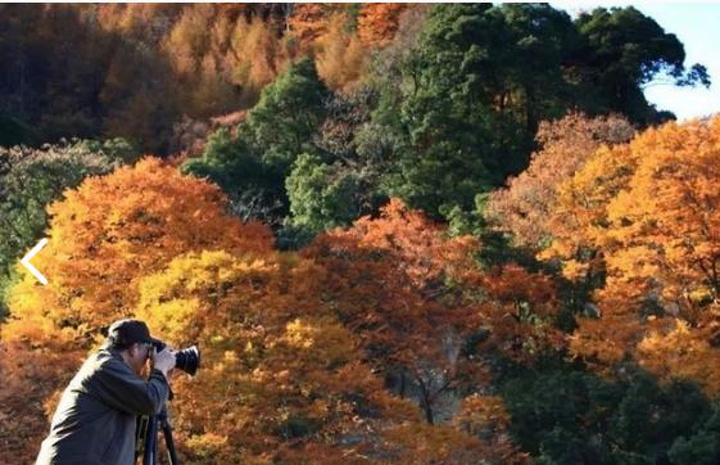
[451,395,530,464]
[3,168,542,461]
[287,4,410,90]
[326,198,479,289]
[289,4,408,51]
[454,395,510,434]
[135,247,420,462]
[480,264,556,311]
[314,12,366,90]
[287,4,335,44]
[306,197,564,385]
[382,420,529,465]
[158,4,293,114]
[357,4,409,48]
[636,319,720,395]
[569,313,643,368]
[475,264,564,362]
[304,199,481,370]
[594,118,720,316]
[544,116,720,392]
[4,158,273,347]
[488,112,634,250]
[0,158,275,460]
[0,340,81,458]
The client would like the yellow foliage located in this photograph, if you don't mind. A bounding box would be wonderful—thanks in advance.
[0,159,273,459]
[453,394,511,434]
[315,13,366,90]
[135,248,419,462]
[638,319,720,395]
[553,116,720,393]
[3,159,272,347]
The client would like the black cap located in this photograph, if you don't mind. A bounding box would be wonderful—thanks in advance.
[106,319,160,347]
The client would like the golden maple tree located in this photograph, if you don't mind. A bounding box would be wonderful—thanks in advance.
[357,4,409,48]
[0,158,272,459]
[487,112,635,250]
[550,117,720,393]
[135,249,422,463]
[1,174,534,462]
[304,199,549,463]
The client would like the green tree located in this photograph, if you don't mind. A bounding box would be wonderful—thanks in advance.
[388,4,496,220]
[183,57,330,231]
[573,7,710,124]
[377,4,581,221]
[242,57,330,174]
[285,152,359,236]
[502,365,713,464]
[669,406,720,465]
[283,86,393,240]
[488,4,581,135]
[181,127,283,225]
[366,4,708,224]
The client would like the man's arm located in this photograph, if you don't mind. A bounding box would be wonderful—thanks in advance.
[90,357,170,416]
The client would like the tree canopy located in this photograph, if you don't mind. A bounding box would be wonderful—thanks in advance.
[0,4,717,463]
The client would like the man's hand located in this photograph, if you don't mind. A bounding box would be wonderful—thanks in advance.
[152,348,176,379]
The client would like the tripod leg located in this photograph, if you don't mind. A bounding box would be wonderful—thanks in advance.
[160,414,180,465]
[135,416,149,462]
[143,415,158,465]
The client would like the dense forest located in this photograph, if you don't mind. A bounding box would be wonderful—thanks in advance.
[1,3,718,464]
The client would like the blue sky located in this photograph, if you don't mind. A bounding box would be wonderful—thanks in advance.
[551,2,720,121]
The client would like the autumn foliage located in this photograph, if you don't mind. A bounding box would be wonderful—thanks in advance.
[357,4,409,47]
[5,115,720,462]
[1,162,541,462]
[487,112,636,250]
[0,158,272,459]
[1,4,718,463]
[528,117,720,394]
[4,158,272,347]
[135,249,420,463]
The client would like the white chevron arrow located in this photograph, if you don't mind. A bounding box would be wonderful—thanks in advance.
[21,238,48,285]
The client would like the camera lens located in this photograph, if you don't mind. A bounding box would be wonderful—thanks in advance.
[174,345,200,376]
[152,341,201,376]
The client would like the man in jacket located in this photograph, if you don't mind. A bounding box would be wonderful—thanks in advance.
[36,319,176,465]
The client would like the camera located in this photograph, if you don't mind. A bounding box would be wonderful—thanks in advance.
[152,341,201,376]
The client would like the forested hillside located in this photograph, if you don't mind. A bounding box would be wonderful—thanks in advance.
[1,4,717,464]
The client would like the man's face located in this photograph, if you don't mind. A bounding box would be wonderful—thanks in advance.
[127,342,152,375]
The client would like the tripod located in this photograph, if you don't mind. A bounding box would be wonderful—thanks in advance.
[136,392,179,465]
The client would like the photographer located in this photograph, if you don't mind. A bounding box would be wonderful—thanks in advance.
[36,319,176,465]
